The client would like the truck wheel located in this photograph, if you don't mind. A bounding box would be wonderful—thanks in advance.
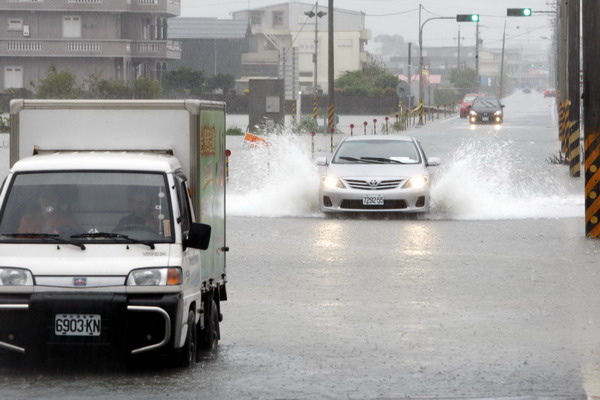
[175,310,197,368]
[199,299,219,352]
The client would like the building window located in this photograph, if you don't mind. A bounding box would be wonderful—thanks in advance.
[250,11,262,26]
[4,66,24,89]
[8,18,23,31]
[272,11,284,27]
[62,15,81,38]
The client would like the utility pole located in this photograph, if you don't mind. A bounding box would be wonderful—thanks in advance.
[499,20,506,99]
[566,0,580,178]
[475,21,480,87]
[457,25,461,70]
[304,3,326,121]
[557,0,568,142]
[327,0,335,133]
[407,43,412,109]
[582,0,599,238]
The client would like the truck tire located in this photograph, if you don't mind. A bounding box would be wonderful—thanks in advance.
[174,310,197,368]
[198,299,219,352]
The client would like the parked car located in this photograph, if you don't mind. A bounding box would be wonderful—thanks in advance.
[459,93,485,118]
[544,88,557,98]
[316,136,440,214]
[469,96,504,124]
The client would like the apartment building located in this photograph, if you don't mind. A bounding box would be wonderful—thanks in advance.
[0,0,181,93]
[231,1,371,96]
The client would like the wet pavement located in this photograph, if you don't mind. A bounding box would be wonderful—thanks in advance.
[1,92,599,399]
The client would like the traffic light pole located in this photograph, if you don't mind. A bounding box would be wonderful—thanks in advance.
[418,15,454,125]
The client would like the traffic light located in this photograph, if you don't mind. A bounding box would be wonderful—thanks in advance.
[507,8,532,16]
[456,14,480,22]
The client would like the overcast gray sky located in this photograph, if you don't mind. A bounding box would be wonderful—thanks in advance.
[182,0,555,50]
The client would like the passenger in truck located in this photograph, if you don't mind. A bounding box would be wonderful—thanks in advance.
[18,186,78,235]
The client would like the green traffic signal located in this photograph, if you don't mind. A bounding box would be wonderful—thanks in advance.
[456,14,480,22]
[507,8,532,16]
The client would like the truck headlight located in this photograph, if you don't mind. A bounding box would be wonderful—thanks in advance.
[494,110,503,116]
[402,176,429,189]
[127,267,182,286]
[0,268,34,286]
[321,176,345,189]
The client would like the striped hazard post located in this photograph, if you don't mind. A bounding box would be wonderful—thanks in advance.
[559,100,569,155]
[568,116,581,177]
[291,100,297,123]
[585,133,600,237]
[327,103,335,134]
[312,97,318,121]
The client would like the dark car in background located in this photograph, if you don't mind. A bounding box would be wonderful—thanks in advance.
[468,96,504,124]
[459,93,485,118]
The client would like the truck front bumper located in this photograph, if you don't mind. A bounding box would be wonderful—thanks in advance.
[0,292,181,359]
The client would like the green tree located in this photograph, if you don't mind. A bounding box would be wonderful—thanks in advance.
[335,56,398,96]
[207,73,235,94]
[162,67,204,97]
[447,68,479,94]
[36,65,81,99]
[86,71,131,99]
[133,77,161,99]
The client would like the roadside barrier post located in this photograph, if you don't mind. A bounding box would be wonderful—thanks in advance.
[373,119,377,135]
[363,121,367,135]
[385,116,389,135]
[350,124,354,136]
[311,131,316,157]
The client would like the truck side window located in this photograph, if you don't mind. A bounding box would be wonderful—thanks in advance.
[176,178,192,234]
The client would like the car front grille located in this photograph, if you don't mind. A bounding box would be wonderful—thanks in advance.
[340,200,408,210]
[344,179,404,190]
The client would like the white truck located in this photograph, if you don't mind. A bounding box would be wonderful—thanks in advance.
[0,99,228,367]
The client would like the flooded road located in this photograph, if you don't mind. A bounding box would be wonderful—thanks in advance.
[1,92,598,399]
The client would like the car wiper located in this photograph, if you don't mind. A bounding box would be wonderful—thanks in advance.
[338,156,379,164]
[1,233,86,250]
[360,157,408,164]
[70,232,155,249]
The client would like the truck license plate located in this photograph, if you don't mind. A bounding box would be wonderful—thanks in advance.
[482,117,489,122]
[55,314,101,336]
[363,194,384,205]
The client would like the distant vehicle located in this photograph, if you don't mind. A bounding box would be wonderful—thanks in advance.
[544,89,557,98]
[316,136,440,214]
[459,93,485,118]
[469,96,505,124]
[523,86,531,94]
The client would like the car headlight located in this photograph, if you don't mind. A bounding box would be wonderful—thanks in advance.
[402,176,429,189]
[321,176,345,189]
[494,110,503,116]
[126,267,182,286]
[0,268,34,286]
[469,110,477,116]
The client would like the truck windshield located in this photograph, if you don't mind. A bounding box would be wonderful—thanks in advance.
[0,171,174,244]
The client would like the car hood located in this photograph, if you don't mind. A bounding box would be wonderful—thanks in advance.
[471,106,501,113]
[324,162,428,178]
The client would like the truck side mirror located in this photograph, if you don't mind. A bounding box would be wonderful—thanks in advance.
[185,222,211,250]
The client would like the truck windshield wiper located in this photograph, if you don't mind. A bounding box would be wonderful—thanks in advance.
[1,233,86,250]
[338,156,380,164]
[360,157,408,164]
[70,232,155,249]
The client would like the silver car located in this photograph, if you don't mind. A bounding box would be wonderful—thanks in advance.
[317,136,440,214]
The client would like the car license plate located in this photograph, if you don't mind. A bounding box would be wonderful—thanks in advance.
[482,117,489,121]
[363,194,384,205]
[55,314,101,336]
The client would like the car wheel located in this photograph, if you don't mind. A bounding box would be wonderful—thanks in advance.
[198,299,219,352]
[174,310,197,368]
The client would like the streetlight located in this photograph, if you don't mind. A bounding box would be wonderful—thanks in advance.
[304,2,327,97]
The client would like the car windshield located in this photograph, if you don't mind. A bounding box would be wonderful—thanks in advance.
[0,171,174,243]
[472,98,500,108]
[463,95,478,102]
[333,139,421,164]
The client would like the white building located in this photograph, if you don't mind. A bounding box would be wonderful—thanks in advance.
[231,1,371,97]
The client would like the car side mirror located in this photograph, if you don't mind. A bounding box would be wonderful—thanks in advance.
[467,105,472,109]
[427,157,441,167]
[316,156,328,166]
[185,222,211,250]
[501,104,505,108]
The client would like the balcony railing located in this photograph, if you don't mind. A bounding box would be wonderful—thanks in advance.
[1,39,181,59]
[1,0,180,15]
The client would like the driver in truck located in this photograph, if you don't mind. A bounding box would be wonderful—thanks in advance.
[114,189,161,233]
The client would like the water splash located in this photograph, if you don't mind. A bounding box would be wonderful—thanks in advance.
[227,130,321,217]
[429,135,583,220]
